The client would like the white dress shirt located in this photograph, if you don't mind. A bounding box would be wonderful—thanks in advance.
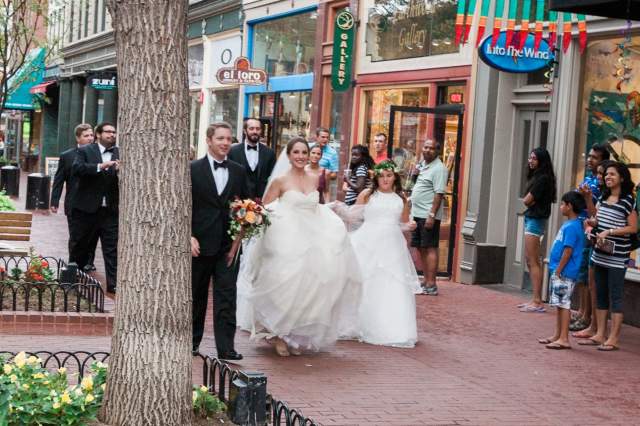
[208,153,229,195]
[244,142,259,171]
[97,143,115,206]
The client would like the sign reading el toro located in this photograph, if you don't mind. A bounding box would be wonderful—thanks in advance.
[479,31,554,74]
[216,57,267,86]
[331,9,355,92]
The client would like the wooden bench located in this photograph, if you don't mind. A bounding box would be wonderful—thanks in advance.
[0,211,32,256]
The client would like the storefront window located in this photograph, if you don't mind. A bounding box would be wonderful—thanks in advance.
[365,0,458,62]
[189,91,201,152]
[276,91,311,151]
[575,35,640,268]
[363,87,429,149]
[188,44,204,87]
[251,11,317,76]
[209,89,239,133]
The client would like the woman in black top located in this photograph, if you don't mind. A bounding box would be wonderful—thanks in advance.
[520,147,557,312]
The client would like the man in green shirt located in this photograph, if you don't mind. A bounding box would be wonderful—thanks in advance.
[410,139,449,296]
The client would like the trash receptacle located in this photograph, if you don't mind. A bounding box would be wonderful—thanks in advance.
[25,173,51,210]
[0,166,20,196]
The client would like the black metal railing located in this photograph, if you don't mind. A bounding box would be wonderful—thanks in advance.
[0,351,319,426]
[0,256,104,312]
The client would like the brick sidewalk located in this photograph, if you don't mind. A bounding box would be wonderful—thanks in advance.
[2,187,640,425]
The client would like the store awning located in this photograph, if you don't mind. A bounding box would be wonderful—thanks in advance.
[29,81,55,95]
[4,48,46,110]
[549,0,640,20]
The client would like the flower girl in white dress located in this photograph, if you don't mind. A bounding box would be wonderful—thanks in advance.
[349,160,420,347]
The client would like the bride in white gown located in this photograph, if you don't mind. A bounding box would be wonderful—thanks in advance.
[349,160,420,347]
[237,137,361,356]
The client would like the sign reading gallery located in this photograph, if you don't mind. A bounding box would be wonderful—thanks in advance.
[331,9,355,92]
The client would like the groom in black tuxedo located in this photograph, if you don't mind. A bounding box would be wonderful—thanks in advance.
[228,118,276,199]
[191,121,249,360]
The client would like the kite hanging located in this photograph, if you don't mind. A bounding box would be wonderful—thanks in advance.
[506,0,518,47]
[492,0,505,47]
[562,13,573,53]
[518,0,532,50]
[465,0,478,44]
[476,0,491,46]
[578,14,587,53]
[533,0,545,51]
[548,10,558,51]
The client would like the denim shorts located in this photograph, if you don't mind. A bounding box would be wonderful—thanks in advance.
[524,216,547,237]
[549,274,576,310]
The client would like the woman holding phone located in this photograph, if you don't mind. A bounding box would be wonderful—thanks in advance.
[581,161,637,351]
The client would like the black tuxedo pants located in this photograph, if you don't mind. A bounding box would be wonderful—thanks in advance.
[192,254,239,354]
[66,214,97,267]
[69,208,118,290]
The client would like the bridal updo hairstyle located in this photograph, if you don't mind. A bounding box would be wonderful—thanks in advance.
[286,137,309,155]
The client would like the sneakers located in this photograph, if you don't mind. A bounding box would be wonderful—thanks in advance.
[421,284,438,296]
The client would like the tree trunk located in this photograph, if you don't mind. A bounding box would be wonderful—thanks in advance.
[101,1,192,424]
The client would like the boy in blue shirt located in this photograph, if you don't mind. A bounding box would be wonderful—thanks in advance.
[539,191,586,350]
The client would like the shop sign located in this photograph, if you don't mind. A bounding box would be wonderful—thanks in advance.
[449,92,463,104]
[216,57,267,86]
[89,73,117,90]
[331,9,355,92]
[479,31,554,74]
[210,36,242,86]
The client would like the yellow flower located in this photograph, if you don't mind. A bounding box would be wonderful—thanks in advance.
[22,384,29,390]
[27,356,38,365]
[32,373,45,379]
[13,352,26,368]
[3,364,12,375]
[43,380,49,385]
[74,387,83,396]
[57,367,67,375]
[60,392,72,405]
[85,393,95,403]
[81,376,93,391]
[9,374,17,383]
[199,385,208,393]
[50,390,57,397]
[245,211,257,224]
[192,391,198,402]
[52,402,61,410]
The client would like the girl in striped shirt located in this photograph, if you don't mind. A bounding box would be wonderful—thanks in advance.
[582,161,637,351]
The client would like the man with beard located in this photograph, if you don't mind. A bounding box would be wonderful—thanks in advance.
[228,118,276,199]
[71,122,119,293]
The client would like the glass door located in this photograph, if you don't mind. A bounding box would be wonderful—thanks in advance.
[388,104,464,277]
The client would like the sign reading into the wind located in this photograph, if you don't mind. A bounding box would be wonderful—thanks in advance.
[331,9,355,92]
[479,31,554,74]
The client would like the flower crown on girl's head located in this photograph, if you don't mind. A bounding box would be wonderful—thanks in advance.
[373,160,398,176]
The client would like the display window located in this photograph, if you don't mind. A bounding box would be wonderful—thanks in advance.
[251,11,317,77]
[209,89,239,134]
[574,34,640,269]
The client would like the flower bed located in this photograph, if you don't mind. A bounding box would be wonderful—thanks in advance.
[0,252,104,313]
[0,352,226,426]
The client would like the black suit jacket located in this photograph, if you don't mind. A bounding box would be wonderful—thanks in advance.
[71,143,120,214]
[191,157,249,257]
[50,147,79,215]
[228,142,276,199]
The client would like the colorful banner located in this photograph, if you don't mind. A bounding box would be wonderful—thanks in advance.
[506,0,518,47]
[534,0,545,51]
[455,0,467,46]
[548,10,558,51]
[562,12,573,53]
[465,0,478,44]
[578,14,587,53]
[492,0,505,47]
[518,0,532,50]
[477,0,491,46]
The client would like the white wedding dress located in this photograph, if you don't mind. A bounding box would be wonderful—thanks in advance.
[350,191,420,347]
[236,189,362,351]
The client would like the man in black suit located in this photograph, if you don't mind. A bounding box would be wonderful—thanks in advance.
[228,118,276,199]
[50,123,99,270]
[70,122,119,293]
[191,121,248,361]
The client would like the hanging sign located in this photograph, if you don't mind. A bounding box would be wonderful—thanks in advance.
[89,73,117,91]
[216,57,267,86]
[479,31,554,73]
[331,9,355,92]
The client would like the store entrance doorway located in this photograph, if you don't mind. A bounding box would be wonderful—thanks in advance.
[388,104,464,278]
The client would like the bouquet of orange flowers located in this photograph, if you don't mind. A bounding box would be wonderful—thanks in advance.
[228,198,271,241]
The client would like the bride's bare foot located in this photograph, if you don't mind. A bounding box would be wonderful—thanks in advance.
[271,338,290,357]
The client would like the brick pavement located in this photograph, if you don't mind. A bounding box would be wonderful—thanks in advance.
[2,181,640,425]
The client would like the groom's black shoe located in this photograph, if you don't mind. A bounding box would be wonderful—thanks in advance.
[218,350,243,361]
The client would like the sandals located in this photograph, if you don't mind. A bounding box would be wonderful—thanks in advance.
[569,318,590,331]
[597,344,619,352]
[546,342,571,350]
[538,338,556,344]
[578,338,603,346]
[520,305,546,313]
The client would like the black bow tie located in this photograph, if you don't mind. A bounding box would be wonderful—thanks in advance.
[104,147,116,154]
[214,160,228,170]
[247,144,258,151]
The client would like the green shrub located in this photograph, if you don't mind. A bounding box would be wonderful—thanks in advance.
[0,191,15,212]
